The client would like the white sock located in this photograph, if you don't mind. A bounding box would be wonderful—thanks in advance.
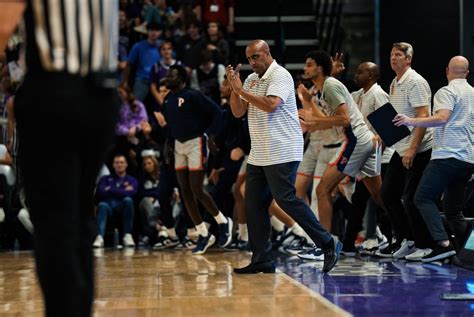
[290,223,313,244]
[290,223,305,237]
[214,211,228,224]
[270,216,285,232]
[238,223,248,241]
[195,222,208,237]
[166,227,177,239]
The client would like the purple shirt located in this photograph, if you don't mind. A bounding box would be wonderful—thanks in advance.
[116,100,149,136]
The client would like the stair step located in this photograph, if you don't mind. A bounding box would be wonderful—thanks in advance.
[236,1,315,16]
[235,21,317,39]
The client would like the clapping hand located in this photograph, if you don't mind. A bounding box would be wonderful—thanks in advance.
[225,64,243,93]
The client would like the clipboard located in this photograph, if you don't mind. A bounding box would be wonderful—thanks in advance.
[367,102,411,147]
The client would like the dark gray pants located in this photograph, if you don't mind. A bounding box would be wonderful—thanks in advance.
[245,161,332,263]
[414,158,474,247]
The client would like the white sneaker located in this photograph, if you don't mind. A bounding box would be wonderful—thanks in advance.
[359,234,389,255]
[93,235,104,248]
[393,239,415,259]
[405,248,432,261]
[297,247,324,261]
[123,233,135,248]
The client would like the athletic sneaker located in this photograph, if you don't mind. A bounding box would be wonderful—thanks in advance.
[224,239,249,251]
[405,248,432,261]
[421,243,456,263]
[375,240,401,258]
[271,227,292,249]
[153,235,179,250]
[285,241,315,255]
[358,235,389,255]
[175,236,197,250]
[277,230,300,252]
[123,234,135,248]
[192,234,216,255]
[218,217,233,248]
[93,235,104,248]
[279,235,306,255]
[297,247,324,261]
[393,239,416,259]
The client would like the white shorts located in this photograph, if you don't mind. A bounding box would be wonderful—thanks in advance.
[174,135,208,171]
[313,144,356,203]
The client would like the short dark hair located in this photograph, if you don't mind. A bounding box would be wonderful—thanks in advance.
[304,50,332,76]
[200,49,214,64]
[169,64,188,83]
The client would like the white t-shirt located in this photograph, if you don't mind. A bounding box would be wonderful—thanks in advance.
[244,60,304,166]
[319,77,373,145]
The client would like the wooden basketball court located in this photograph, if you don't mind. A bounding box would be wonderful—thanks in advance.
[0,250,349,316]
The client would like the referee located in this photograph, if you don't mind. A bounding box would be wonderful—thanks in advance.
[1,1,119,316]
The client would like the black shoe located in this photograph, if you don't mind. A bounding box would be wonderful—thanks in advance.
[421,243,456,262]
[233,262,276,274]
[375,240,401,258]
[323,238,342,273]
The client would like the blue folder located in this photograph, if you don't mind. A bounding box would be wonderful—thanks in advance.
[366,102,411,147]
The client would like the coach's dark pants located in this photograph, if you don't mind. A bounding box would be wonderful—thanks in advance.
[380,150,433,248]
[15,73,119,317]
[414,158,474,249]
[245,161,332,264]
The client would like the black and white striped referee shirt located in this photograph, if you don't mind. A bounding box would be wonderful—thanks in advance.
[23,0,118,80]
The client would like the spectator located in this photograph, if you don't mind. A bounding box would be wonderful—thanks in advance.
[123,22,163,101]
[194,0,235,35]
[175,20,206,70]
[190,49,225,104]
[116,84,149,151]
[93,155,138,248]
[204,22,230,65]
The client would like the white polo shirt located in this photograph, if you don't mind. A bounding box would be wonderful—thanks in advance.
[389,68,433,156]
[432,78,474,163]
[243,60,304,166]
[352,83,394,163]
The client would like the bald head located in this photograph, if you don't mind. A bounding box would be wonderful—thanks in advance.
[247,39,270,53]
[448,56,469,79]
[245,39,273,76]
[354,61,380,90]
[361,62,380,82]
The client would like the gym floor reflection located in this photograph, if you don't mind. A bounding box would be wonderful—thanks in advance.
[1,249,473,316]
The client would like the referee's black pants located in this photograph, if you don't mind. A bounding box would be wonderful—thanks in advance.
[15,73,119,317]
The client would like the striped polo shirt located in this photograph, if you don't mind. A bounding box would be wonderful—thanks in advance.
[244,60,303,166]
[431,78,474,163]
[389,68,433,155]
